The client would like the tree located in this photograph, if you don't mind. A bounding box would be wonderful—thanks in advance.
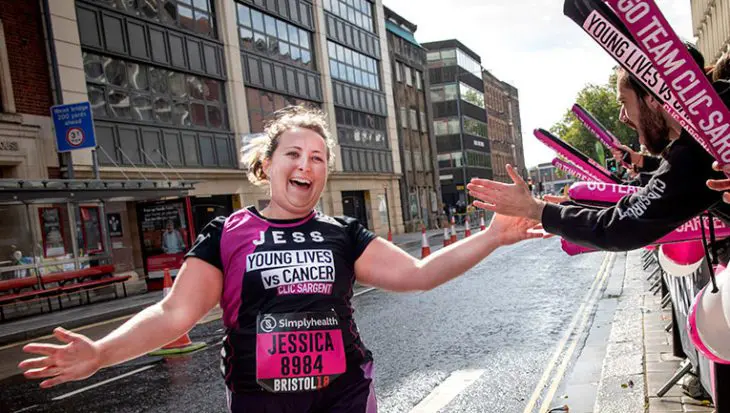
[549,70,638,164]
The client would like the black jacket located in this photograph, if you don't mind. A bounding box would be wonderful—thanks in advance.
[543,131,730,251]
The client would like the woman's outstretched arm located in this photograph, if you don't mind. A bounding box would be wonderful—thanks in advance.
[355,213,547,292]
[18,258,222,388]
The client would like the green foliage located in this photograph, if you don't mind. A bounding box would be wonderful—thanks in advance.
[549,71,638,163]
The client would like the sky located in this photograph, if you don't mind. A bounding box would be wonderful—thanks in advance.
[385,0,696,168]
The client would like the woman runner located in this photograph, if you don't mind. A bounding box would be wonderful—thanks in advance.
[18,106,546,413]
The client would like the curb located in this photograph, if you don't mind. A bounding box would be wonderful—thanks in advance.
[394,228,468,250]
[0,296,159,347]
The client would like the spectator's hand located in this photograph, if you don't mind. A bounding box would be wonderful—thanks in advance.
[707,161,730,203]
[19,327,102,388]
[610,144,640,167]
[467,165,545,222]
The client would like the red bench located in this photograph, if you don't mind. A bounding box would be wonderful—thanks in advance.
[0,265,131,321]
[0,276,59,321]
[41,265,130,307]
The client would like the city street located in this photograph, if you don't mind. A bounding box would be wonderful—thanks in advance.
[0,237,617,413]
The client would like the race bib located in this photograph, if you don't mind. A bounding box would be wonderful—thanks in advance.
[256,311,346,393]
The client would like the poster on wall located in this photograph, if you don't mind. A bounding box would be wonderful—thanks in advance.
[137,200,190,279]
[39,207,66,258]
[107,213,123,237]
[80,207,103,253]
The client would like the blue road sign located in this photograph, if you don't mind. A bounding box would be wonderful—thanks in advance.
[51,102,97,152]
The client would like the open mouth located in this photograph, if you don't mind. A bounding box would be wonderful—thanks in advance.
[289,177,312,189]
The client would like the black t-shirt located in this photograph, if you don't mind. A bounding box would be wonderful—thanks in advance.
[185,206,377,392]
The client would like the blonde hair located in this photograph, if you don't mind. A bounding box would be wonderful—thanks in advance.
[242,106,335,186]
[713,52,730,82]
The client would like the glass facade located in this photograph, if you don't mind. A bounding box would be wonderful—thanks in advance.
[433,117,460,136]
[93,0,216,37]
[328,41,380,90]
[463,116,487,138]
[323,0,374,32]
[237,4,314,70]
[84,52,227,130]
[246,88,317,133]
[460,82,485,108]
[335,107,387,149]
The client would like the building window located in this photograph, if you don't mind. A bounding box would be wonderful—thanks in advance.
[404,149,412,171]
[328,41,380,90]
[323,0,374,32]
[430,84,458,102]
[335,107,388,149]
[409,109,418,131]
[463,116,487,138]
[467,151,491,168]
[419,112,427,133]
[395,62,402,82]
[427,49,456,67]
[404,65,412,87]
[414,151,423,171]
[400,107,407,128]
[416,70,423,90]
[456,49,481,74]
[237,4,314,70]
[246,88,317,132]
[433,117,460,136]
[92,0,216,37]
[460,82,485,108]
[83,52,227,130]
[437,152,464,168]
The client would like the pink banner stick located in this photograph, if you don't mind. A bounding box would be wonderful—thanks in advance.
[552,158,603,182]
[572,103,623,149]
[534,128,619,183]
[563,0,718,165]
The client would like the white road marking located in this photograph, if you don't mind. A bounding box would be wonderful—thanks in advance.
[354,287,376,297]
[51,364,156,401]
[409,369,486,413]
[12,404,39,413]
[522,253,613,413]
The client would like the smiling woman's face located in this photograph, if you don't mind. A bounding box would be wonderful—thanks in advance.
[262,127,329,216]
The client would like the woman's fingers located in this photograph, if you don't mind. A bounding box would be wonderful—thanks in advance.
[53,327,83,344]
[18,356,55,370]
[24,366,63,379]
[40,374,72,389]
[22,343,63,357]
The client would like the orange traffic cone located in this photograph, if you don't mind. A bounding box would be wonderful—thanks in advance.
[480,213,486,231]
[149,269,207,356]
[420,227,431,258]
[450,216,457,244]
[443,226,451,247]
[387,230,393,242]
[464,216,472,238]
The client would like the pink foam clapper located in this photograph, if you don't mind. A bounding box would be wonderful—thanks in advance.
[568,181,640,205]
[572,103,622,150]
[687,267,730,364]
[552,158,603,182]
[534,128,619,184]
[561,239,598,256]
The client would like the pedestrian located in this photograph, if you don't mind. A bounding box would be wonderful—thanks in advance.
[18,106,547,413]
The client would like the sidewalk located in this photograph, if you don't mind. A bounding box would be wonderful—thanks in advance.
[594,250,715,413]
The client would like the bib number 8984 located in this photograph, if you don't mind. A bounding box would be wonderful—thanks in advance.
[281,355,324,376]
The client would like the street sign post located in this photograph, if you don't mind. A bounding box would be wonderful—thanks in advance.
[51,102,97,152]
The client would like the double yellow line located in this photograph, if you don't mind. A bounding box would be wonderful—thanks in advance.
[522,252,616,413]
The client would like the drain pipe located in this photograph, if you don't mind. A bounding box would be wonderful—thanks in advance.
[41,0,74,179]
